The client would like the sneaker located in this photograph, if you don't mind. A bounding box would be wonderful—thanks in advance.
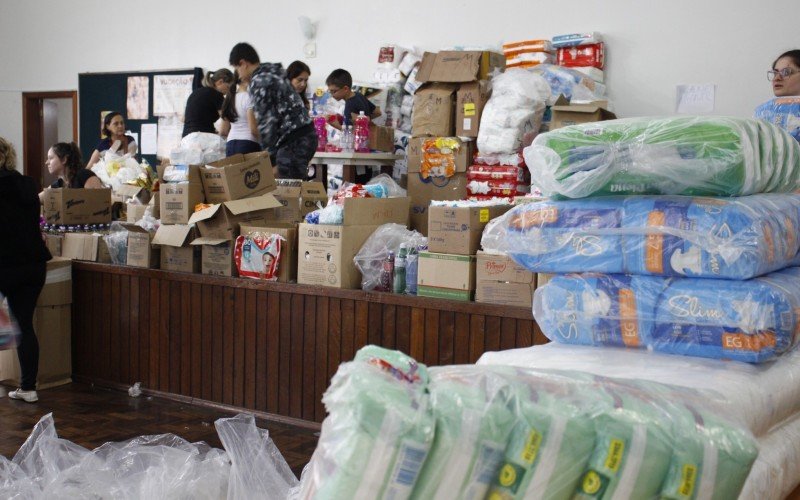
[8,389,38,403]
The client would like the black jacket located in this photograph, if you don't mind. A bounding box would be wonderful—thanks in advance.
[0,170,51,266]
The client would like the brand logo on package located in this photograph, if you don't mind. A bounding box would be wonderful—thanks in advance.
[66,199,85,209]
[485,261,508,275]
[418,172,452,188]
[93,207,111,216]
[244,169,261,189]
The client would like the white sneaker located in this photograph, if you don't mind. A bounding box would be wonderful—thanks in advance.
[8,389,38,403]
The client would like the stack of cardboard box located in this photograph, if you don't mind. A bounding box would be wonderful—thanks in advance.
[42,187,113,263]
[408,51,505,234]
[417,204,511,301]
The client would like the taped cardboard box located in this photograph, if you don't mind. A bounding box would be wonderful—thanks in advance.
[191,238,237,277]
[550,95,616,129]
[416,50,506,83]
[456,80,491,137]
[126,202,149,223]
[427,204,512,255]
[369,124,395,152]
[201,152,276,203]
[412,83,457,137]
[43,188,112,225]
[159,165,205,224]
[270,181,328,223]
[121,223,159,268]
[475,251,536,308]
[188,194,283,240]
[240,223,298,283]
[417,251,476,301]
[152,224,199,273]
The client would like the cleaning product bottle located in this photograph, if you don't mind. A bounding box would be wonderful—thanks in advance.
[379,251,395,292]
[405,245,420,295]
[354,111,371,152]
[393,243,408,294]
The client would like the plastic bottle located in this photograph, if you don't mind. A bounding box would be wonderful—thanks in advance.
[393,243,408,294]
[313,115,328,152]
[379,251,395,292]
[354,111,370,152]
[405,245,419,295]
[342,125,355,153]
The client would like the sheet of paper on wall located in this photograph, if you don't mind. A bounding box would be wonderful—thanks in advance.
[157,115,182,159]
[140,123,158,155]
[126,76,149,120]
[128,132,139,147]
[153,74,194,116]
[675,84,716,114]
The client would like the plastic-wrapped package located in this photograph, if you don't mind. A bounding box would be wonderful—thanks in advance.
[354,223,426,291]
[755,96,800,142]
[528,64,606,104]
[90,152,151,192]
[0,293,19,350]
[524,116,800,199]
[533,267,800,363]
[366,173,407,198]
[234,232,284,280]
[740,413,800,500]
[477,69,550,154]
[103,222,129,265]
[551,32,604,48]
[484,194,800,279]
[179,132,226,164]
[294,346,434,500]
[162,164,191,183]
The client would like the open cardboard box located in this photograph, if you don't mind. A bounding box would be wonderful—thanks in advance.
[188,194,282,240]
[152,224,199,273]
[201,152,276,203]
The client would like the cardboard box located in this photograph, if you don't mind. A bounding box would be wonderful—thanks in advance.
[368,124,395,152]
[427,205,512,255]
[550,96,617,129]
[38,258,72,306]
[62,233,101,261]
[43,188,112,225]
[126,202,149,223]
[188,194,283,240]
[159,165,205,224]
[412,83,457,137]
[114,184,151,205]
[270,181,328,223]
[407,137,476,234]
[417,251,476,301]
[121,224,158,268]
[240,224,298,283]
[475,251,536,308]
[45,233,63,257]
[152,224,199,273]
[456,80,491,137]
[416,50,506,83]
[192,238,237,276]
[150,191,160,219]
[201,152,276,203]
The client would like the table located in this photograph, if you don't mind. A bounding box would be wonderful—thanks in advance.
[311,152,403,183]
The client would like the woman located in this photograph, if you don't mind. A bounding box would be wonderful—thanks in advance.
[220,72,261,156]
[86,112,137,169]
[182,68,234,137]
[286,60,311,110]
[39,142,104,202]
[0,137,51,403]
[755,50,800,142]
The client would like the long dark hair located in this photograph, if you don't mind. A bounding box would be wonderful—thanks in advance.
[286,60,311,108]
[102,111,123,138]
[202,68,234,89]
[52,142,84,186]
[774,49,800,69]
[220,72,240,123]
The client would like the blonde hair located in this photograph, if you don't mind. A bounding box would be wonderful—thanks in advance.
[0,137,17,171]
[203,68,234,88]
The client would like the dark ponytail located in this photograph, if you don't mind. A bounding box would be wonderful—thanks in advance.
[203,68,234,88]
[220,73,240,123]
[52,142,84,186]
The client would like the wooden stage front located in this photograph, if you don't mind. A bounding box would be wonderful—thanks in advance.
[71,262,543,423]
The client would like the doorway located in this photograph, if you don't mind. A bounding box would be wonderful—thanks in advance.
[22,91,78,190]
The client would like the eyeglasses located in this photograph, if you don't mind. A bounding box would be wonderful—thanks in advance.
[767,67,799,81]
[328,86,345,95]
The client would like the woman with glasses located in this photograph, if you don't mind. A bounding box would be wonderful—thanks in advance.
[756,50,800,142]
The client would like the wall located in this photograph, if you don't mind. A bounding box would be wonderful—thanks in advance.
[0,0,796,169]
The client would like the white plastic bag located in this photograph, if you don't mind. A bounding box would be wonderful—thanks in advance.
[354,223,426,291]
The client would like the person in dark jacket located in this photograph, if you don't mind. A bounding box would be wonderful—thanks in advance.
[0,137,51,403]
[229,42,317,179]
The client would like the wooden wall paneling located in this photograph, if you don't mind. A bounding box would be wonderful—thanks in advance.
[381,304,396,350]
[453,313,470,364]
[232,288,246,408]
[95,272,105,379]
[266,291,280,413]
[314,296,329,422]
[190,283,203,399]
[71,271,86,377]
[158,280,171,392]
[340,299,355,363]
[367,302,382,347]
[500,316,517,351]
[469,315,485,363]
[353,301,369,356]
[168,280,182,393]
[533,321,547,345]
[255,290,269,412]
[485,316,501,353]
[516,318,532,349]
[222,288,236,405]
[129,276,140,384]
[210,286,223,402]
[278,292,292,415]
[100,274,112,381]
[409,307,424,361]
[424,309,439,366]
[327,297,342,391]
[180,282,192,396]
[302,295,317,421]
[118,275,130,384]
[395,305,410,355]
[138,278,150,388]
[149,278,160,390]
[83,272,95,378]
[438,310,455,366]
[289,293,304,418]
[244,289,258,409]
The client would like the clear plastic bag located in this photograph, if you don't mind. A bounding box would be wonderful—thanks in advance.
[103,222,129,265]
[366,173,407,198]
[524,116,800,199]
[740,413,800,500]
[483,194,800,280]
[533,267,800,363]
[353,223,426,291]
[528,63,606,104]
[179,132,225,164]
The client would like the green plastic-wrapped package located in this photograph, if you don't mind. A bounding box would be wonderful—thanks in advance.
[295,346,434,500]
[411,366,517,500]
[485,371,596,500]
[524,116,800,198]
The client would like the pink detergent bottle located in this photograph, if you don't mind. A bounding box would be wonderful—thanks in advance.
[354,111,370,153]
[313,115,327,152]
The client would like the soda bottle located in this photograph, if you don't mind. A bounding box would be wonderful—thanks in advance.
[379,251,394,292]
[405,245,419,295]
[393,243,408,294]
[313,114,328,152]
[354,111,370,152]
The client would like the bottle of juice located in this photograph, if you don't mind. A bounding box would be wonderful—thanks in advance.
[313,115,328,152]
[354,111,370,152]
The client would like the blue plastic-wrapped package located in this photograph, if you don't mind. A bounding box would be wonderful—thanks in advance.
[755,96,800,142]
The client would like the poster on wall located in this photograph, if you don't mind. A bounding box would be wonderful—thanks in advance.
[126,76,150,120]
[157,115,183,158]
[99,110,112,138]
[140,123,158,155]
[153,74,194,116]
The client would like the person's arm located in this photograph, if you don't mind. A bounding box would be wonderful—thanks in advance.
[86,149,102,170]
[128,141,137,155]
[251,78,280,153]
[371,106,382,119]
[219,118,231,138]
[84,176,105,189]
[247,109,258,138]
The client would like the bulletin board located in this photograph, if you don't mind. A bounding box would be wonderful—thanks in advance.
[78,67,202,166]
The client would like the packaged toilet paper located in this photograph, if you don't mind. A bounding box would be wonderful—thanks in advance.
[524,116,800,199]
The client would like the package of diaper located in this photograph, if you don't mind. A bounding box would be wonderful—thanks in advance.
[483,194,800,280]
[524,116,800,199]
[533,267,800,363]
[295,346,434,500]
[755,96,800,142]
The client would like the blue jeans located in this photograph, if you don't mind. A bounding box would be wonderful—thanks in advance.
[226,140,261,157]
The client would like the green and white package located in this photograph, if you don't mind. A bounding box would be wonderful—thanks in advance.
[411,366,517,500]
[485,372,596,500]
[296,346,434,500]
[524,116,800,199]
